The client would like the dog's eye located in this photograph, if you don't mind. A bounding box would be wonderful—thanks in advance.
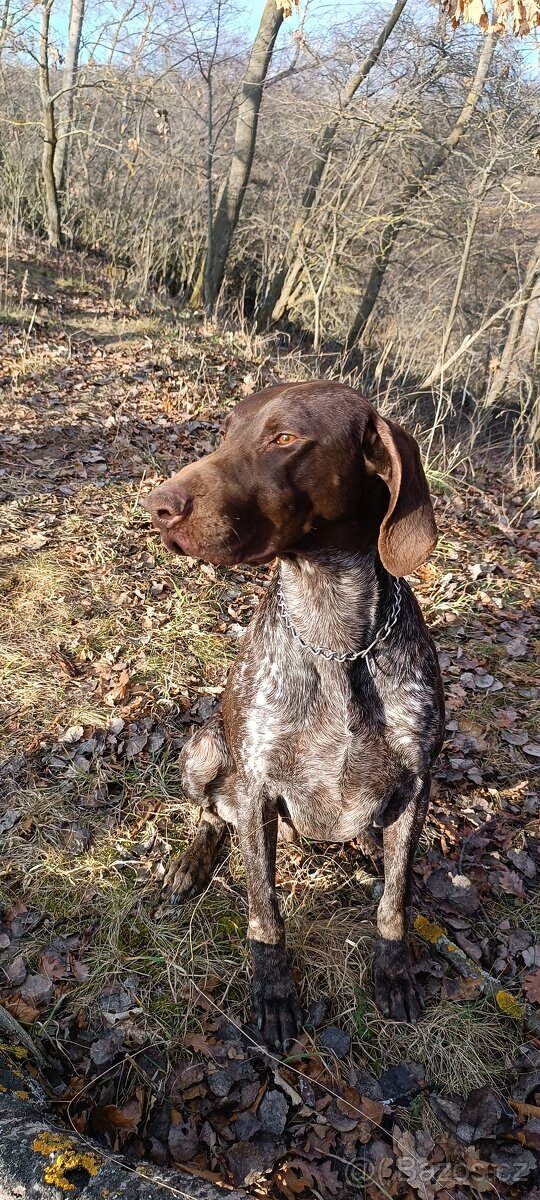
[273,433,298,446]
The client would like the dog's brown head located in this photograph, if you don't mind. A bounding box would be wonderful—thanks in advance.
[143,382,436,576]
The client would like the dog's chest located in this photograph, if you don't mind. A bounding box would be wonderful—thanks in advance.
[229,651,397,840]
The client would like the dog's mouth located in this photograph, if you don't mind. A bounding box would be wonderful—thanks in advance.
[158,526,277,567]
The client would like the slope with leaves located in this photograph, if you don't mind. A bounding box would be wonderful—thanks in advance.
[0,238,539,1198]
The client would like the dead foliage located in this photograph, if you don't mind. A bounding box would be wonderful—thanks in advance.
[0,241,539,1197]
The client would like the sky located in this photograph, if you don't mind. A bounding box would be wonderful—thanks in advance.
[29,0,539,77]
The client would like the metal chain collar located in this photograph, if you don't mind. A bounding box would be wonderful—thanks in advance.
[276,574,402,675]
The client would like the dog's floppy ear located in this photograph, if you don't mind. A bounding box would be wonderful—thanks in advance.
[363,411,437,577]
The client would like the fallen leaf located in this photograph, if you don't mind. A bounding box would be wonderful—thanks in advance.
[523,969,540,1004]
[168,1112,199,1163]
[0,809,21,836]
[92,1090,143,1137]
[2,994,39,1023]
[441,975,482,1001]
[21,531,49,550]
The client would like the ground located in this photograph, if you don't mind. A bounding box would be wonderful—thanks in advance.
[0,237,539,1199]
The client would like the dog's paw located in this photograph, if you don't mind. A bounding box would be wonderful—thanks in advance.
[373,936,424,1024]
[163,848,213,904]
[250,940,303,1052]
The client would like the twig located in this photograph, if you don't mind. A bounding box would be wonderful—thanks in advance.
[414,914,540,1037]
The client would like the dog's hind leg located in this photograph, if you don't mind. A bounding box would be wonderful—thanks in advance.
[163,713,233,903]
[164,809,228,903]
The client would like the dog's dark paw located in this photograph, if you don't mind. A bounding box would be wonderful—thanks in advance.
[163,847,213,904]
[373,936,424,1024]
[250,940,303,1052]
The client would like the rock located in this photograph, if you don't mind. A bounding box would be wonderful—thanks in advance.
[0,809,21,836]
[456,1086,514,1144]
[489,1144,536,1184]
[207,1069,234,1098]
[319,1026,351,1059]
[379,1061,424,1103]
[350,1066,383,1101]
[0,1049,244,1199]
[10,910,42,939]
[234,1112,261,1140]
[227,1139,283,1187]
[306,998,327,1028]
[89,1028,124,1068]
[258,1089,288,1136]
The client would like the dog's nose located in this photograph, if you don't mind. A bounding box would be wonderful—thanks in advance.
[143,484,193,526]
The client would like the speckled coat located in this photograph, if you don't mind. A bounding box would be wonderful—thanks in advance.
[144,381,446,1048]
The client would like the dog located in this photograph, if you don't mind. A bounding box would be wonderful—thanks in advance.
[144,381,445,1050]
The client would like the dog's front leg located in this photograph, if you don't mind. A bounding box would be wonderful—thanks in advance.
[373,774,430,1024]
[237,787,302,1051]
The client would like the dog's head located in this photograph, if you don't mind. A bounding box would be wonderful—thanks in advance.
[143,382,436,576]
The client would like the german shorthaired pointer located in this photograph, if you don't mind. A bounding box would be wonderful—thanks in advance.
[144,382,445,1049]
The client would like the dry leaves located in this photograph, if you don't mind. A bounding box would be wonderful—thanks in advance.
[443,0,540,34]
[523,969,540,1004]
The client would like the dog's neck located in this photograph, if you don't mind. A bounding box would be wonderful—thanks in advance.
[278,549,390,654]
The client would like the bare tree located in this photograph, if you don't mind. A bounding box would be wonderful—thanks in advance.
[192,0,283,307]
[256,0,409,330]
[421,161,496,389]
[345,31,497,352]
[53,0,85,194]
[486,233,540,409]
[38,0,61,247]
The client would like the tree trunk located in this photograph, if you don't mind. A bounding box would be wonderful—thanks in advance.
[39,0,61,248]
[485,233,540,408]
[193,0,283,309]
[256,0,409,330]
[345,32,496,353]
[53,0,85,194]
[421,164,493,389]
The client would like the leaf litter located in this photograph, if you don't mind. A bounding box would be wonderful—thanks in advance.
[0,239,539,1196]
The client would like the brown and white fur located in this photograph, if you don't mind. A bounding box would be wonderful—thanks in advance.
[144,382,445,1050]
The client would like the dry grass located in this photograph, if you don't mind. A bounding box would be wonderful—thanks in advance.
[0,764,518,1097]
[1,241,535,1117]
[0,521,234,752]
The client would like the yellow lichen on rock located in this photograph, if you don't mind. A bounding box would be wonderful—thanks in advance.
[33,1132,101,1191]
[12,1067,28,1082]
[495,989,523,1019]
[43,1149,101,1192]
[14,1088,29,1100]
[414,914,445,944]
[33,1132,72,1155]
[0,1043,28,1059]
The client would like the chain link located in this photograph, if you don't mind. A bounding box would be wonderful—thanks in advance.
[276,574,402,670]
